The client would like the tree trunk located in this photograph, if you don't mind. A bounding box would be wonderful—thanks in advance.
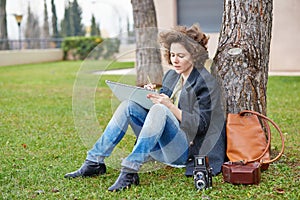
[211,0,273,115]
[131,0,163,86]
[0,0,9,50]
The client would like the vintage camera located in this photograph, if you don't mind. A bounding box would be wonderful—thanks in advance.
[193,155,213,190]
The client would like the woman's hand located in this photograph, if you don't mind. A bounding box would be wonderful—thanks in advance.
[147,93,182,121]
[147,93,173,108]
[144,83,156,91]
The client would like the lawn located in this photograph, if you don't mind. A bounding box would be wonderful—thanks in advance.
[0,61,299,199]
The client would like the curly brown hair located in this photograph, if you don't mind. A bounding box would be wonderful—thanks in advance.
[158,24,209,68]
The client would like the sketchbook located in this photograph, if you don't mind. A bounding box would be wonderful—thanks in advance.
[105,80,157,109]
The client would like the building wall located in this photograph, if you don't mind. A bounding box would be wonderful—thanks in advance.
[154,0,300,71]
[154,0,177,31]
[269,0,300,71]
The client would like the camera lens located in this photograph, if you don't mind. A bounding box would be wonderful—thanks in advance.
[196,172,204,179]
[194,172,207,190]
[196,180,206,190]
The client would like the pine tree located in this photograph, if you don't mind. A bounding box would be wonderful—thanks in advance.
[96,23,101,37]
[90,14,100,36]
[60,0,84,37]
[43,0,50,39]
[25,3,40,49]
[71,0,84,36]
[61,3,72,37]
[66,5,74,36]
[51,0,59,38]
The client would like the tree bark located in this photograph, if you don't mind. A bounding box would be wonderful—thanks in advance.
[211,0,273,115]
[131,0,163,86]
[0,0,9,50]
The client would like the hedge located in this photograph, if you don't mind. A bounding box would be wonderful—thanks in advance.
[61,36,120,60]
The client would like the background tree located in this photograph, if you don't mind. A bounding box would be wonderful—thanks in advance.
[61,0,84,37]
[126,16,135,44]
[90,14,101,36]
[25,4,40,49]
[211,0,273,115]
[61,4,73,37]
[71,0,84,36]
[0,0,9,50]
[131,0,163,86]
[51,0,59,38]
[42,0,50,39]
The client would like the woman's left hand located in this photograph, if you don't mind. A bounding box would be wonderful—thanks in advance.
[147,93,173,108]
[147,93,182,121]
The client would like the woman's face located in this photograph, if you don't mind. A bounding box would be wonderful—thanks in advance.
[170,43,193,78]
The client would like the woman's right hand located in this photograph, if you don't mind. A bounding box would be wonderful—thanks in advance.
[144,83,156,91]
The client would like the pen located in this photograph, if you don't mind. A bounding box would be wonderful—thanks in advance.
[146,75,156,91]
[147,75,152,85]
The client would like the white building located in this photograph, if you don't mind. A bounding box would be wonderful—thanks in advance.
[154,0,300,72]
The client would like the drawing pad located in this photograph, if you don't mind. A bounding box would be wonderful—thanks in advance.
[105,80,157,109]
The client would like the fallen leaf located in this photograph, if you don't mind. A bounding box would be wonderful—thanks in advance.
[275,188,285,194]
[52,188,59,193]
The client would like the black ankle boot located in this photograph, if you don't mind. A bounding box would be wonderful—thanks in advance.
[108,172,139,192]
[64,160,106,178]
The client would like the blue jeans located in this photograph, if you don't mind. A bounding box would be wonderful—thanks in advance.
[87,100,189,172]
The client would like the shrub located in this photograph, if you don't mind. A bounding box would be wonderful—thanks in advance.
[61,36,120,60]
[102,38,121,59]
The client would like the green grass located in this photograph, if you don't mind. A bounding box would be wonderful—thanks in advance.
[0,61,299,199]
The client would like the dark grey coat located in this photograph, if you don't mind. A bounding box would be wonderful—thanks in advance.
[159,67,226,175]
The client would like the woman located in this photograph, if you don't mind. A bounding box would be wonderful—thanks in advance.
[64,24,226,192]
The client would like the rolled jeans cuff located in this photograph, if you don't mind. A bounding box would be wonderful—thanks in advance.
[86,154,105,164]
[121,159,141,172]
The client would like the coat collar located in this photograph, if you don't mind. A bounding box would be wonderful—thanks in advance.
[184,67,202,90]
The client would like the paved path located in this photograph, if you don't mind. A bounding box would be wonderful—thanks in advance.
[268,71,300,76]
[94,68,136,75]
[96,68,300,76]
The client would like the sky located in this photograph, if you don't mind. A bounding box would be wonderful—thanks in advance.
[6,0,133,39]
